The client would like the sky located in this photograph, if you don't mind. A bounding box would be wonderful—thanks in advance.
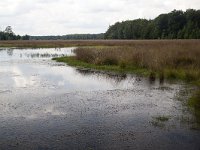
[0,0,200,36]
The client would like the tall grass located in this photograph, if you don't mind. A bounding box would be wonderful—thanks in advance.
[73,41,200,81]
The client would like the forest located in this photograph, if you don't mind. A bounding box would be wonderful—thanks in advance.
[0,26,30,40]
[30,34,104,40]
[104,9,200,39]
[1,9,200,40]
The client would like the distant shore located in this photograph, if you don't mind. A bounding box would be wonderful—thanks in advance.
[0,39,200,48]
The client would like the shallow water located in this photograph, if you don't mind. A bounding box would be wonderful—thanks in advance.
[0,48,199,150]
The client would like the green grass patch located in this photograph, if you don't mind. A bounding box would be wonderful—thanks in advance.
[151,121,165,128]
[53,56,199,83]
[188,90,200,123]
[53,56,150,76]
[154,116,170,122]
[151,116,170,128]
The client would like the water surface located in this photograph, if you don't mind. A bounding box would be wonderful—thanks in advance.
[0,48,199,150]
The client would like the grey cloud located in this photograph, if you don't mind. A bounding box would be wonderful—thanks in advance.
[0,0,199,35]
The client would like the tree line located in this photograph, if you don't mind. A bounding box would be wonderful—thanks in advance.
[104,9,200,39]
[30,34,104,40]
[1,9,200,40]
[0,26,30,40]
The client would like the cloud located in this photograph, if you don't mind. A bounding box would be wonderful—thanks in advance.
[0,0,199,35]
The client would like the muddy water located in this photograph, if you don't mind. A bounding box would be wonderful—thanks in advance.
[0,48,199,150]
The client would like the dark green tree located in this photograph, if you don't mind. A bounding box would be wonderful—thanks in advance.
[104,9,200,39]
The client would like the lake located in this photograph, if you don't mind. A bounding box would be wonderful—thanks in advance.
[0,48,199,150]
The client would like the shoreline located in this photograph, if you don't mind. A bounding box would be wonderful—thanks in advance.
[0,39,200,48]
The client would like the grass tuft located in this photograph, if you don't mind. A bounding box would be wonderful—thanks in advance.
[188,90,200,123]
[155,116,170,122]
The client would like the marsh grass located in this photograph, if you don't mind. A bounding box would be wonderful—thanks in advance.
[51,40,200,82]
[0,39,200,48]
[53,56,150,76]
[73,41,200,82]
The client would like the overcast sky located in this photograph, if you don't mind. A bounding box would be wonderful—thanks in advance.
[0,0,199,35]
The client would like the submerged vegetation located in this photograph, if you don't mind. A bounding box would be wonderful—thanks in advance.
[151,116,170,128]
[188,91,200,124]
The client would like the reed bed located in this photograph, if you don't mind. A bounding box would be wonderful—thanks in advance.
[74,41,200,81]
